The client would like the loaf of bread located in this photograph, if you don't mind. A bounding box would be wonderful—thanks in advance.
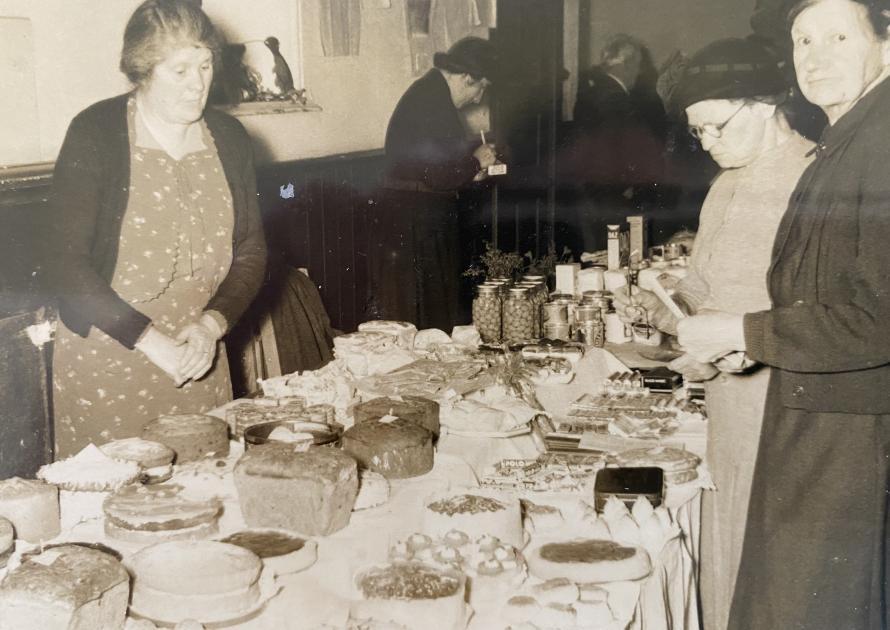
[0,477,60,543]
[353,396,440,437]
[234,444,358,536]
[341,419,433,479]
[0,544,129,630]
[142,414,229,463]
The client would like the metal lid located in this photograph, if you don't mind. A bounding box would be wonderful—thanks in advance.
[508,287,530,297]
[476,284,500,295]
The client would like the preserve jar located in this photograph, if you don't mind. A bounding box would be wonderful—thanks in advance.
[503,287,534,342]
[472,284,502,343]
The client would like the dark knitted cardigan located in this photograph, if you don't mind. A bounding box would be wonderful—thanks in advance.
[45,94,267,349]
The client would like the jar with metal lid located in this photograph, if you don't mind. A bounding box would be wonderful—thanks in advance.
[472,284,502,343]
[503,286,535,342]
[518,281,546,338]
[550,293,577,329]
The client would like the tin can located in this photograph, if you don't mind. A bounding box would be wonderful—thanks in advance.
[543,322,571,341]
[578,319,605,348]
[575,304,600,323]
[542,302,568,324]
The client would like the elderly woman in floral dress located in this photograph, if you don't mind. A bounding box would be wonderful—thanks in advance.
[45,0,266,457]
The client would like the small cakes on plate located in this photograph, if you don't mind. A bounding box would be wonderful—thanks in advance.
[423,490,523,549]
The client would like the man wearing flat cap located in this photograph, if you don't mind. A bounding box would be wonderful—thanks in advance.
[368,37,499,332]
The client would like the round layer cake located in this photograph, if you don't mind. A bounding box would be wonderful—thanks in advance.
[614,446,701,484]
[0,477,60,543]
[128,541,263,624]
[99,438,175,484]
[142,414,229,463]
[352,561,466,630]
[526,538,651,583]
[352,396,440,437]
[423,491,524,549]
[234,444,358,535]
[341,418,433,479]
[102,483,222,543]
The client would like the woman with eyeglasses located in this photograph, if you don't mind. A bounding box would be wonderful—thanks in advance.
[678,1,890,627]
[611,37,814,630]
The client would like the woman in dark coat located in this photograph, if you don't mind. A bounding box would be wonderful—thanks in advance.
[368,37,498,332]
[677,0,890,627]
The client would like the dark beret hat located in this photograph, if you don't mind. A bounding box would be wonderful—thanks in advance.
[433,37,497,82]
[672,37,788,112]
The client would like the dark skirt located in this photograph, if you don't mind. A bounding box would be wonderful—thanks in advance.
[727,376,890,630]
[366,188,463,332]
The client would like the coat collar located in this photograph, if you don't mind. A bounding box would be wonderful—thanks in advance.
[810,75,890,158]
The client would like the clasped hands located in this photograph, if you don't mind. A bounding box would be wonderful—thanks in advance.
[135,313,224,386]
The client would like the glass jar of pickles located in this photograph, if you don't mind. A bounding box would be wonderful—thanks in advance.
[472,284,502,343]
[503,286,535,342]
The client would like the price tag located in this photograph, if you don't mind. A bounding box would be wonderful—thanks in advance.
[487,163,508,176]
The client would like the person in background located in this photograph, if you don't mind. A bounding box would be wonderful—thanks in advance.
[44,0,266,457]
[570,34,667,252]
[368,37,499,333]
[676,1,890,627]
[611,37,814,630]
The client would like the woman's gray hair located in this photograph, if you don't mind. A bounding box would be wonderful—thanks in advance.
[120,0,223,86]
[788,0,890,39]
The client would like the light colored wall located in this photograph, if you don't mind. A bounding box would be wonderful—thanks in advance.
[0,0,486,166]
[587,0,755,68]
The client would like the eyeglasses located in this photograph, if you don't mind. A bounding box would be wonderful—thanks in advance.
[687,103,747,141]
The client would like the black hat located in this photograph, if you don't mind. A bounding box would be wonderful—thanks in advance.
[672,37,787,112]
[433,37,496,82]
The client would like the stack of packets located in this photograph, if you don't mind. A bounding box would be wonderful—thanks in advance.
[533,372,705,452]
[480,453,606,493]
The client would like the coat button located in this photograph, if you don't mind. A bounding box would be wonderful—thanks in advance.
[792,385,805,397]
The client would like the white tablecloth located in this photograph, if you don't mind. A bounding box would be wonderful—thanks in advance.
[13,347,703,630]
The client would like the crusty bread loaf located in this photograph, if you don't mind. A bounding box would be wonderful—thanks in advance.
[142,414,229,463]
[234,444,358,536]
[341,419,433,479]
[0,477,60,543]
[0,544,129,630]
[353,396,440,437]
